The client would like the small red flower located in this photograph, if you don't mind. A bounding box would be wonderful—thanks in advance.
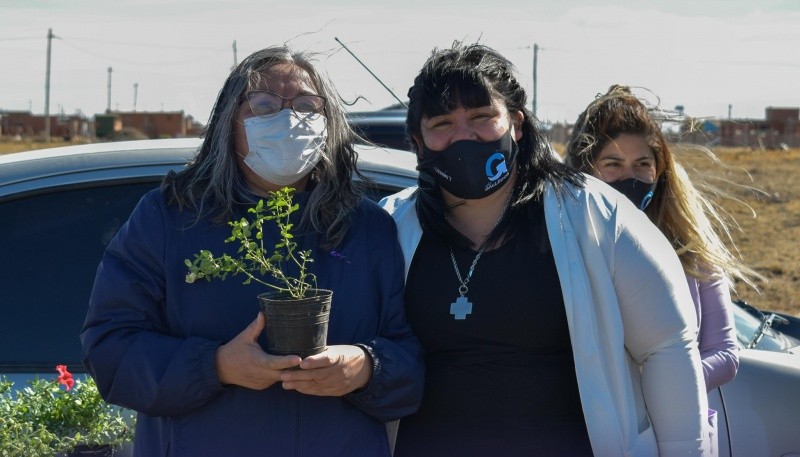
[56,364,75,391]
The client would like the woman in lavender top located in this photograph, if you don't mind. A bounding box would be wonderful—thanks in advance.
[565,85,763,391]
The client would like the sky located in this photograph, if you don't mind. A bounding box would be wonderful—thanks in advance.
[2,0,799,126]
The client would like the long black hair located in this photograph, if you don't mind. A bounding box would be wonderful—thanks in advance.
[406,42,584,248]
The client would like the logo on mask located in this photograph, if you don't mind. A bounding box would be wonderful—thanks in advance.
[418,130,518,200]
[485,152,508,181]
[432,166,453,182]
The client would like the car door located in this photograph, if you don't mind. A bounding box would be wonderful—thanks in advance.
[0,179,162,380]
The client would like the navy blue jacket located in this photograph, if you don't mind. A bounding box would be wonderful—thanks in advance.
[81,189,424,457]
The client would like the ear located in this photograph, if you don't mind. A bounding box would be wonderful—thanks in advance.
[512,110,524,142]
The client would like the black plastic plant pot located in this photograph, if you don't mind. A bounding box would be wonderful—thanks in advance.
[258,289,333,359]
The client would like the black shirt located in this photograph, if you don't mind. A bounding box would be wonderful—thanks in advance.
[395,202,593,456]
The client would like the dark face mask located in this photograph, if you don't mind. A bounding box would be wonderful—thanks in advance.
[418,130,518,200]
[608,177,657,210]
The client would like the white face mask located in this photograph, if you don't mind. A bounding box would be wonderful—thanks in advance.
[242,109,327,186]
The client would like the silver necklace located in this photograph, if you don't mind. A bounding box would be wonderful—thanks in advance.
[446,199,510,320]
[448,244,487,319]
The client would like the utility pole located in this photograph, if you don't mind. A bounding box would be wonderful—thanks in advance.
[133,83,139,112]
[232,40,238,71]
[106,67,113,113]
[44,28,54,143]
[532,43,539,118]
[728,104,732,119]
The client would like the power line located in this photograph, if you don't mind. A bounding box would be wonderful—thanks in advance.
[0,35,41,42]
[58,35,224,51]
[58,38,226,67]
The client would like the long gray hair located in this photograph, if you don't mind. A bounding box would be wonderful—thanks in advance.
[163,45,364,248]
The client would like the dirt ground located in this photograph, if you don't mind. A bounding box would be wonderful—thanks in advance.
[3,140,799,316]
[692,147,800,317]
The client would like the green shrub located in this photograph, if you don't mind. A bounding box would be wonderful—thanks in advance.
[0,367,135,457]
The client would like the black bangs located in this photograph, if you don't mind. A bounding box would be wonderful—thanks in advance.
[406,43,516,146]
[418,70,493,119]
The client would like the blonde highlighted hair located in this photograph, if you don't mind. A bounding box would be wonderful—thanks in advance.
[565,85,763,291]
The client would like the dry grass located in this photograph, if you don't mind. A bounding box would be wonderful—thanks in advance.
[4,140,799,316]
[695,147,800,317]
[0,138,91,155]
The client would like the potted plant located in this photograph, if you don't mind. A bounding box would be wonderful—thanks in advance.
[0,365,135,457]
[185,187,332,358]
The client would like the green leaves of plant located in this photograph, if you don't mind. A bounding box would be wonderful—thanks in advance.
[184,187,317,298]
[0,375,135,455]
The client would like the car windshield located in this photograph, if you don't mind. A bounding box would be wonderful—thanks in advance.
[732,303,800,352]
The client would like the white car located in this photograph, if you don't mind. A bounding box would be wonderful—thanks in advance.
[1,138,798,456]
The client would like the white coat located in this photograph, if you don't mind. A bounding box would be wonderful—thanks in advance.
[380,175,711,457]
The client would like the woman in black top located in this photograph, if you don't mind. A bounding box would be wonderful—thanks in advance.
[380,42,710,457]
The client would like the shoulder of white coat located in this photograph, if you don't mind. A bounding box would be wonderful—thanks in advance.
[581,174,620,208]
[549,174,657,243]
[547,174,617,213]
[581,176,670,249]
[378,186,417,216]
[578,174,652,226]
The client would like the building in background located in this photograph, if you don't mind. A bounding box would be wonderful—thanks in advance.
[2,105,797,149]
[0,109,204,141]
[550,106,800,150]
[95,110,204,140]
[713,107,799,149]
[0,110,90,140]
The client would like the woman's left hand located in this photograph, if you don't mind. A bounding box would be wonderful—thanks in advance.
[279,345,373,396]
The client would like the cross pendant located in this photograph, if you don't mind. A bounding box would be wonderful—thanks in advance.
[450,296,473,320]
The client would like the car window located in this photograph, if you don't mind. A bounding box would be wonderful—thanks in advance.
[348,112,410,151]
[0,181,159,372]
[352,124,410,151]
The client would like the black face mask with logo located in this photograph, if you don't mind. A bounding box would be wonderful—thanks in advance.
[418,130,518,200]
[607,177,658,210]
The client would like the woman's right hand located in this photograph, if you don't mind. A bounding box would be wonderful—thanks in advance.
[215,313,302,389]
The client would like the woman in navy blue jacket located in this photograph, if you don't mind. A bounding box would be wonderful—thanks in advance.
[80,46,424,457]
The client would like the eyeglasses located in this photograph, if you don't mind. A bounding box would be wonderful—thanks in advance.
[245,90,326,116]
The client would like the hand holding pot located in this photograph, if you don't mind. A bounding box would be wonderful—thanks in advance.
[280,345,373,396]
[216,313,303,390]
